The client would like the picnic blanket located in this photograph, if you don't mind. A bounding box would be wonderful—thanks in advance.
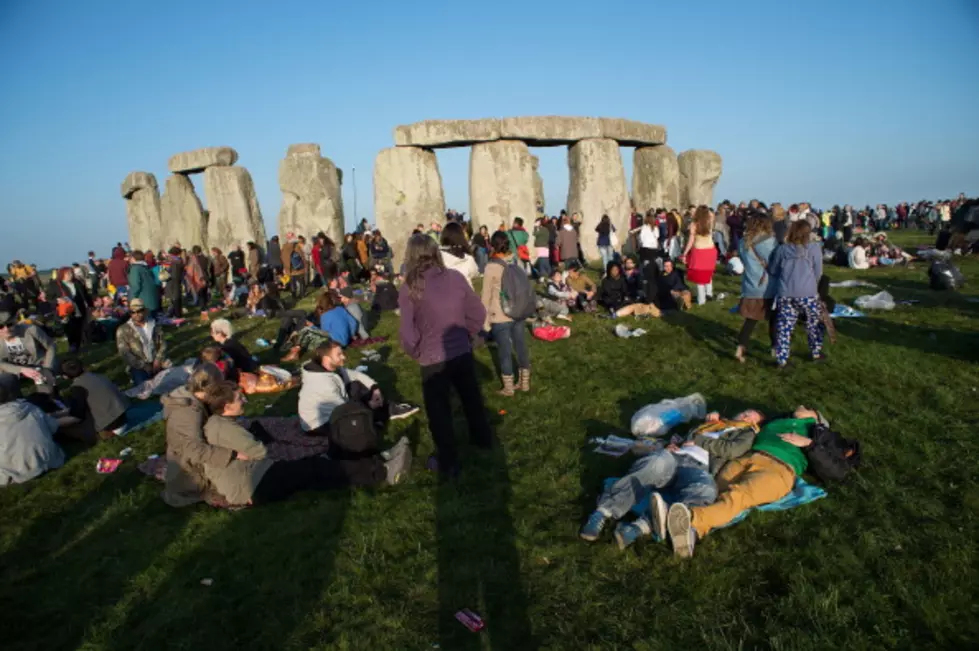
[116,400,165,436]
[831,304,865,318]
[604,476,827,538]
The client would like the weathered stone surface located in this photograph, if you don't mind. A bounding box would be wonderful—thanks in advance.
[160,174,207,250]
[678,150,723,208]
[393,117,666,148]
[469,140,537,232]
[168,147,239,174]
[531,154,545,214]
[567,138,631,260]
[374,147,445,268]
[633,145,680,212]
[278,144,344,247]
[121,171,158,199]
[394,119,500,148]
[122,172,162,252]
[204,166,267,253]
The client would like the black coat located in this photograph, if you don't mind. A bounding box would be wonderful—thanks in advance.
[165,259,185,299]
[599,275,628,308]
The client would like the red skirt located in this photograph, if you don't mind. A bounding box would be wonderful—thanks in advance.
[686,247,718,285]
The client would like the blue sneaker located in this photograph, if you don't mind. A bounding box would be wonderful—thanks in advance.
[613,521,648,550]
[579,511,608,542]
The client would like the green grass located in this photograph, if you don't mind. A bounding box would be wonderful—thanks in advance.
[2,232,978,650]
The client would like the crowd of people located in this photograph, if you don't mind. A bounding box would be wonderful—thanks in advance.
[1,192,972,555]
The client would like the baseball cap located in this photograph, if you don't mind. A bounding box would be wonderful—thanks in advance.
[129,298,146,312]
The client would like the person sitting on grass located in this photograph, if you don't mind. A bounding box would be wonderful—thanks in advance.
[0,309,59,396]
[666,406,828,559]
[298,340,419,435]
[115,298,170,386]
[0,383,64,485]
[200,346,234,380]
[847,238,874,270]
[655,259,693,311]
[622,256,642,301]
[279,292,336,363]
[545,269,578,313]
[580,409,762,550]
[199,381,412,507]
[317,290,359,348]
[598,261,629,315]
[59,358,130,441]
[333,287,385,346]
[566,263,597,313]
[209,318,258,374]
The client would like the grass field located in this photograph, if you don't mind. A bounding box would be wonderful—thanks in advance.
[2,233,978,651]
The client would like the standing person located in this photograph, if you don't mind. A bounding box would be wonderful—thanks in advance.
[0,311,59,395]
[355,233,370,274]
[771,204,788,243]
[713,205,731,258]
[86,250,101,296]
[532,218,551,279]
[211,248,229,294]
[341,234,362,278]
[735,214,778,363]
[127,251,160,316]
[48,267,91,353]
[294,236,309,296]
[187,246,210,307]
[115,298,170,385]
[246,241,261,279]
[506,217,532,275]
[267,236,282,274]
[595,214,617,271]
[482,231,532,396]
[637,212,661,270]
[398,234,492,478]
[770,221,825,368]
[368,231,393,275]
[107,247,130,302]
[683,207,719,305]
[440,222,479,288]
[556,215,580,269]
[472,225,490,274]
[164,247,185,318]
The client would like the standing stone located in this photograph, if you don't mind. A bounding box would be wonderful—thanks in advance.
[678,150,723,208]
[121,172,162,253]
[277,143,344,246]
[204,167,267,254]
[566,139,631,260]
[469,140,537,232]
[374,147,445,269]
[531,154,545,214]
[633,145,680,212]
[160,174,207,250]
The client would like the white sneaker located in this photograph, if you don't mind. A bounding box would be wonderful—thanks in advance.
[667,503,696,559]
[649,492,668,543]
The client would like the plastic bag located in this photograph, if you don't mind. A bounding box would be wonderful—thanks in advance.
[853,290,895,310]
[726,257,744,275]
[532,325,571,342]
[630,393,707,438]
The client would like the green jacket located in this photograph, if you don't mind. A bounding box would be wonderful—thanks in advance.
[690,420,759,476]
[507,227,530,249]
[202,414,274,506]
[127,262,160,312]
[751,417,816,477]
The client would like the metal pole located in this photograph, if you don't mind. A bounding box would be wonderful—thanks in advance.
[352,166,358,223]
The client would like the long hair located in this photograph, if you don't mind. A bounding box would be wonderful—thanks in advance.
[743,213,774,242]
[693,206,713,236]
[404,233,444,301]
[597,214,611,234]
[440,221,471,258]
[490,230,510,255]
[786,220,812,246]
[314,291,336,317]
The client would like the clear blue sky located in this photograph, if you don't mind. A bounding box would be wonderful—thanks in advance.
[2,0,977,268]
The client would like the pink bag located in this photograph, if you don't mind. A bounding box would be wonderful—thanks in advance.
[532,325,571,342]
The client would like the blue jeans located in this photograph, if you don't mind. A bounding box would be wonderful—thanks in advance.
[475,248,488,274]
[490,320,529,377]
[536,256,552,279]
[598,246,614,271]
[130,368,152,387]
[712,231,727,258]
[597,450,717,520]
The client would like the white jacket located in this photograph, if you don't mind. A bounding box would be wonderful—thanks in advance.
[848,246,870,270]
[441,249,479,287]
[298,363,376,431]
[638,224,659,250]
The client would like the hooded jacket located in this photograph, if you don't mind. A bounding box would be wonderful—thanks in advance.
[202,414,274,506]
[161,386,235,507]
[107,248,129,288]
[738,234,778,299]
[770,242,822,298]
[127,262,160,312]
[440,249,479,288]
[298,361,377,431]
[0,400,64,485]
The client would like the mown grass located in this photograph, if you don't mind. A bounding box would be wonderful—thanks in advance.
[2,233,978,650]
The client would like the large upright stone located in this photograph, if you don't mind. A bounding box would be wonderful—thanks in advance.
[121,172,162,252]
[678,150,723,208]
[277,143,344,246]
[204,166,266,253]
[567,138,631,260]
[168,147,238,174]
[160,174,207,250]
[374,147,445,268]
[531,154,545,214]
[469,140,537,232]
[633,145,680,212]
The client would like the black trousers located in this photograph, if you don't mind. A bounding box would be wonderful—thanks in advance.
[738,316,776,348]
[251,455,386,504]
[166,293,183,318]
[65,315,86,350]
[274,309,308,350]
[420,352,492,471]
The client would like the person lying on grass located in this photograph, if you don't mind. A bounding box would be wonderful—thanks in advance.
[580,409,763,550]
[199,381,412,507]
[666,406,828,559]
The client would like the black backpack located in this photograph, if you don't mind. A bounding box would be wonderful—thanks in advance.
[326,400,379,460]
[929,261,965,290]
[804,424,861,483]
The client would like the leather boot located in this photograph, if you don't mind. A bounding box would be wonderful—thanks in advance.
[280,346,301,362]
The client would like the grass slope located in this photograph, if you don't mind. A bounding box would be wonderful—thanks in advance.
[1,233,978,651]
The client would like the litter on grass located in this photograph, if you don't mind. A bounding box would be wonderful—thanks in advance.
[590,435,636,457]
[829,280,879,288]
[614,325,647,338]
[96,458,123,474]
[854,291,896,310]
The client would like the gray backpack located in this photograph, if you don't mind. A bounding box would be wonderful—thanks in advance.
[490,259,536,320]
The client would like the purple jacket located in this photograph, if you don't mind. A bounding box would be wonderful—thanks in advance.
[398,267,486,367]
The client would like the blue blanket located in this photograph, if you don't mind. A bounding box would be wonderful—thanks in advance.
[117,400,165,437]
[603,476,827,538]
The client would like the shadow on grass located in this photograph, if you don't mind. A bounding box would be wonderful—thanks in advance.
[835,317,979,362]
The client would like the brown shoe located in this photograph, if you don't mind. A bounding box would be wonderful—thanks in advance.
[280,346,301,362]
[518,368,531,392]
[498,374,515,397]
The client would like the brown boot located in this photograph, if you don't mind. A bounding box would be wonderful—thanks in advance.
[280,346,301,362]
[200,311,210,324]
[518,368,531,392]
[498,374,515,397]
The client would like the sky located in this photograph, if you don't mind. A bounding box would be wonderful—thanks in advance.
[1,0,978,268]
